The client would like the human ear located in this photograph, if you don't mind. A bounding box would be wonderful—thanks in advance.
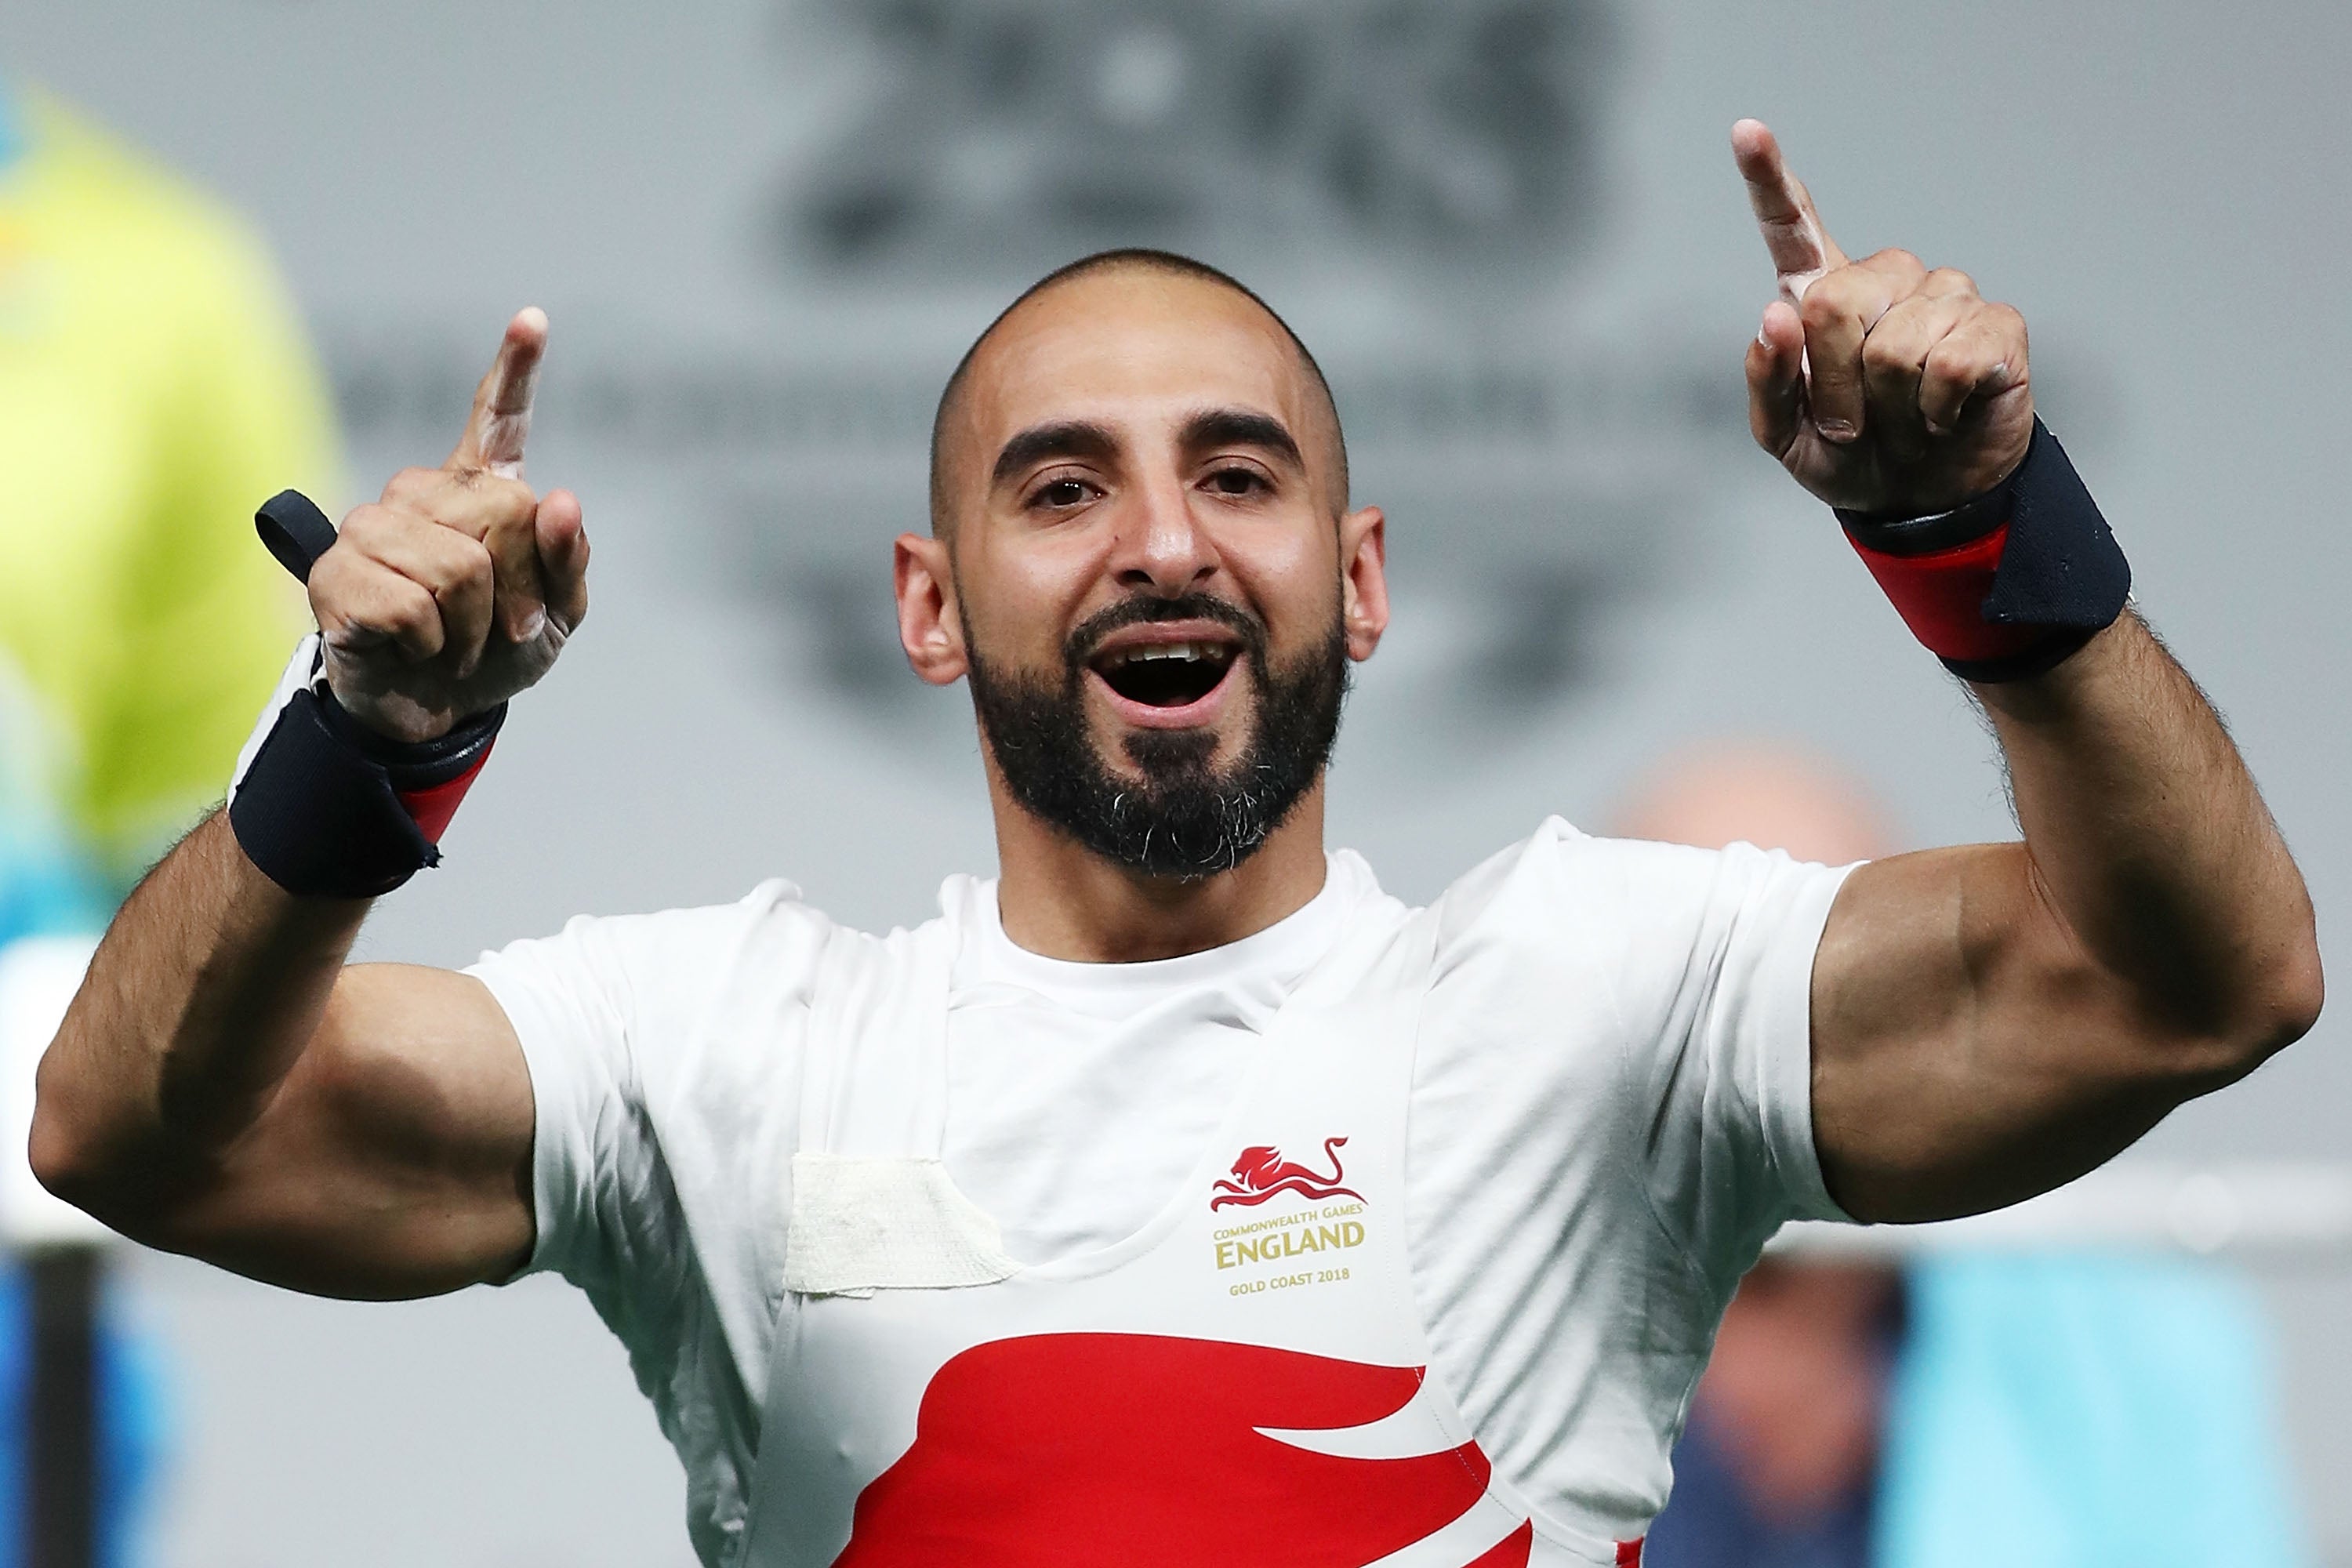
[1338,506,1388,662]
[895,532,968,685]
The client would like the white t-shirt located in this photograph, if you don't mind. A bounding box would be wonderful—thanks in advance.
[471,820,1853,1565]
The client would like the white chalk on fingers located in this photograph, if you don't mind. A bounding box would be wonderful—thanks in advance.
[476,402,535,479]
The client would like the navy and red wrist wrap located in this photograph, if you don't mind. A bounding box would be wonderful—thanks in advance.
[227,648,504,898]
[228,488,506,898]
[1835,418,2130,683]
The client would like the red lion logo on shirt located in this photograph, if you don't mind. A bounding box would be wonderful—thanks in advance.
[1210,1136,1363,1210]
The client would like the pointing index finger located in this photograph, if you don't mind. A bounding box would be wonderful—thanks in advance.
[448,307,548,479]
[1732,119,1847,304]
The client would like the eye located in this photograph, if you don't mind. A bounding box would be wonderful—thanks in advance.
[1205,465,1269,497]
[1029,477,1098,510]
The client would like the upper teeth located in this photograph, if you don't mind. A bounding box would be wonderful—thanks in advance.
[1111,642,1218,666]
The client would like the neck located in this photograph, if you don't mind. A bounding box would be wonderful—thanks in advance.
[989,771,1331,963]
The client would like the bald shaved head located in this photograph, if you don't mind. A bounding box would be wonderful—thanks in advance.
[927,249,1348,538]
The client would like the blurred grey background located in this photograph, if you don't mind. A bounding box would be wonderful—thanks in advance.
[5,0,2347,1562]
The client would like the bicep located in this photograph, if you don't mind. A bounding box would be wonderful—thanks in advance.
[1809,845,2190,1223]
[156,963,536,1300]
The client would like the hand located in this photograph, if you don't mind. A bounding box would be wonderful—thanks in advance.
[1734,119,2034,516]
[308,309,589,742]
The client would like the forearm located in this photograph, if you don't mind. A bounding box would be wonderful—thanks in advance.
[31,314,572,1287]
[1976,611,2321,1057]
[32,810,369,1207]
[1739,125,2324,1221]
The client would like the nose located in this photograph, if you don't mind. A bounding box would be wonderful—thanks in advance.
[1109,474,1217,597]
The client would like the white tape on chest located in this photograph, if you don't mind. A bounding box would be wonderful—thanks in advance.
[784,1153,1020,1298]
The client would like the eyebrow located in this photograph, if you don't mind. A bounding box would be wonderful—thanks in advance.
[991,420,1118,488]
[1181,408,1304,471]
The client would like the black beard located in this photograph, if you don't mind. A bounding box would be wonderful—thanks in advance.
[964,593,1348,880]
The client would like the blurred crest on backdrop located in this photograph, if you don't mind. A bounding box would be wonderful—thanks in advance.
[336,0,1756,754]
[780,0,1612,281]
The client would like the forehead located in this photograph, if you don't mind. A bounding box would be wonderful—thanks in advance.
[957,270,1315,457]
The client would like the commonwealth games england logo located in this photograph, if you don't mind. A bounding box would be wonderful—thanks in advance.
[1209,1137,1363,1211]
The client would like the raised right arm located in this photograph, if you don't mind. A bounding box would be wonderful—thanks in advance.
[32,816,534,1298]
[31,310,590,1300]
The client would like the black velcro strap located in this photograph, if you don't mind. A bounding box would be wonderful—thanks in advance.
[228,691,506,898]
[230,690,434,898]
[1977,422,2130,634]
[1938,626,2099,684]
[1837,419,2131,683]
[255,490,339,584]
[237,488,510,895]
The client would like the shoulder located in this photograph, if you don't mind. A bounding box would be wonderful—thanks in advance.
[1413,824,1699,1113]
[495,876,831,953]
[468,880,841,1047]
[1441,814,1847,921]
[1433,817,1748,959]
[1426,819,1853,1040]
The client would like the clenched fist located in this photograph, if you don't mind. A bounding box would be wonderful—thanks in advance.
[307,309,589,743]
[1734,119,2035,517]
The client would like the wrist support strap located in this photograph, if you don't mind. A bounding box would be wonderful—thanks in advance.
[1835,418,2130,683]
[228,637,505,898]
[227,488,505,898]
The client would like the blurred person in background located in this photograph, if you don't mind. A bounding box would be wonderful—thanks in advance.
[28,123,2324,1567]
[0,79,335,1566]
[1629,745,2312,1568]
[1620,747,1895,1568]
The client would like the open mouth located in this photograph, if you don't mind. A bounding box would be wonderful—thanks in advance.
[1090,641,1240,709]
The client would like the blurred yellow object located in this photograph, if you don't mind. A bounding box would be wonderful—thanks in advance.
[0,89,332,888]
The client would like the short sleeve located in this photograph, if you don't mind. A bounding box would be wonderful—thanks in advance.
[467,913,655,1290]
[466,881,837,1563]
[1431,821,1854,1295]
[465,884,830,1564]
[1602,832,1856,1278]
[462,881,827,1309]
[464,895,786,1292]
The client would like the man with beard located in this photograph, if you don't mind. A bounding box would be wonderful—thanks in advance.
[30,124,2321,1568]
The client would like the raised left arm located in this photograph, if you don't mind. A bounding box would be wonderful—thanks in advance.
[1809,614,2318,1222]
[1730,120,2323,1223]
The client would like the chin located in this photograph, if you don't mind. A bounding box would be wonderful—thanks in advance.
[1107,718,1236,780]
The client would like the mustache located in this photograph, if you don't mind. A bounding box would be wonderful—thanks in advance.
[1063,593,1269,671]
